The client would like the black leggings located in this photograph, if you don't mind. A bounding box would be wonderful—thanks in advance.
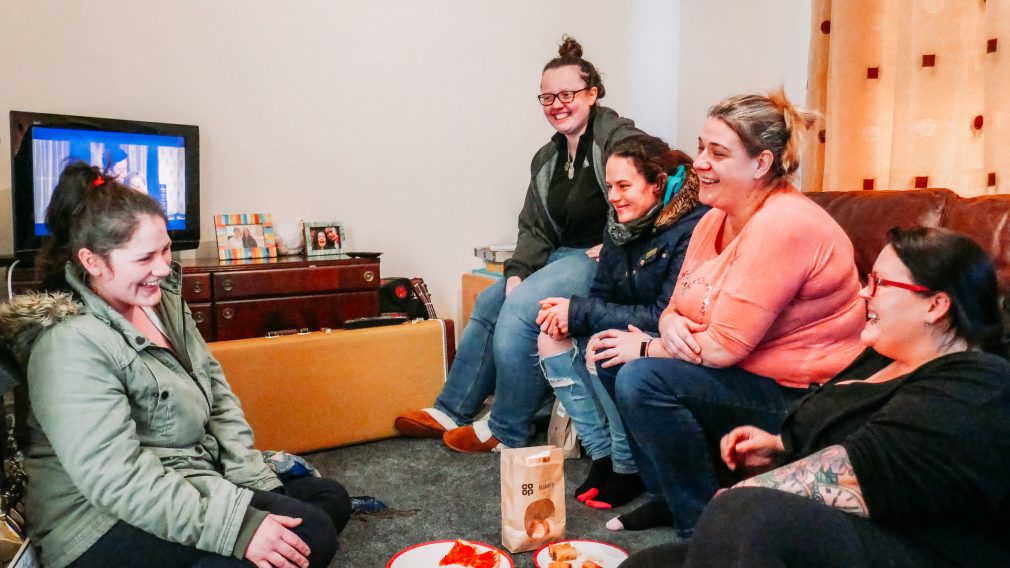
[69,476,351,568]
[620,488,952,568]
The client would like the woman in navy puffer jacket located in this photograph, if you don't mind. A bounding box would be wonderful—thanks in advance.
[536,134,707,509]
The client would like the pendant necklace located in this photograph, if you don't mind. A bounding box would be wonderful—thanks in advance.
[565,152,575,179]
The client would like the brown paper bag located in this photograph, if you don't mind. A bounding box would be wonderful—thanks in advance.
[500,445,565,553]
[547,399,581,459]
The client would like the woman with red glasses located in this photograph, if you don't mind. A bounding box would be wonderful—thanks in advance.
[395,36,644,453]
[623,226,1010,567]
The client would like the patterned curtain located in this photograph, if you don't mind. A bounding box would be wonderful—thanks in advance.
[802,0,1008,196]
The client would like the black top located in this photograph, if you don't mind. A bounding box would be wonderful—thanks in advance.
[781,348,1010,566]
[546,113,608,249]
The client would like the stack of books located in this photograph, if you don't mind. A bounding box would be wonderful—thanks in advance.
[472,243,515,279]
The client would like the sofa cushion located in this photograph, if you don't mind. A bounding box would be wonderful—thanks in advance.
[945,194,1010,295]
[805,189,956,280]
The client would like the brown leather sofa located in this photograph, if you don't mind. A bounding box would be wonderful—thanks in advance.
[806,189,1010,294]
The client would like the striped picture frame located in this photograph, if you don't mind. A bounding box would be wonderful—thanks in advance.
[214,213,277,260]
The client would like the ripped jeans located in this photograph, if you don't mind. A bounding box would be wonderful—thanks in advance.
[540,338,636,474]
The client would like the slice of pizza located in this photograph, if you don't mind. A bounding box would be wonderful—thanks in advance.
[439,540,479,567]
[472,548,500,568]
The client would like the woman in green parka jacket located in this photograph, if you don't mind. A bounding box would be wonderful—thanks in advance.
[0,162,350,568]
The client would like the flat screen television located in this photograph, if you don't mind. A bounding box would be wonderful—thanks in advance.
[9,111,200,263]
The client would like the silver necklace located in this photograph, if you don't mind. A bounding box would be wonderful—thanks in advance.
[565,153,575,179]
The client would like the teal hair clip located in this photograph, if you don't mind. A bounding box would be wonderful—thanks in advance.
[663,165,686,206]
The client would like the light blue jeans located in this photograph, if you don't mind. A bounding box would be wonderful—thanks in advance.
[540,340,636,473]
[434,247,598,446]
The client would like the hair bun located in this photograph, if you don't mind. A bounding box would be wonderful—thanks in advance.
[765,87,818,177]
[558,35,583,59]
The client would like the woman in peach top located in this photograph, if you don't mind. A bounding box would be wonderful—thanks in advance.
[594,89,865,535]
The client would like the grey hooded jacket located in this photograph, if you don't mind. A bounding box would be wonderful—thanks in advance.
[0,263,280,568]
[503,105,643,280]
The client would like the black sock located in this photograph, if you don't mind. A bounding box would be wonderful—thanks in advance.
[618,500,674,531]
[592,471,645,508]
[576,456,613,496]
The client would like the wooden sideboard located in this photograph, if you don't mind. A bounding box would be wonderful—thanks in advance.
[6,254,381,341]
[179,255,381,341]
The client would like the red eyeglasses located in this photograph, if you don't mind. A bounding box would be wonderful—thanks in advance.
[865,272,932,297]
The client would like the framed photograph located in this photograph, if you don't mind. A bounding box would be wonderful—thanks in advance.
[303,221,345,257]
[214,213,277,261]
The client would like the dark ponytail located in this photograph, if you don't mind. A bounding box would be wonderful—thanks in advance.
[37,161,166,279]
[888,226,1006,357]
[542,35,606,101]
[606,134,695,187]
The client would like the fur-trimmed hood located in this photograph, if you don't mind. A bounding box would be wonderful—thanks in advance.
[654,164,701,230]
[0,292,80,365]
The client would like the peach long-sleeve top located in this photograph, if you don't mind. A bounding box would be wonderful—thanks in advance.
[670,189,865,388]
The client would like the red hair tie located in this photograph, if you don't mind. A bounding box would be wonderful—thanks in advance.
[93,176,105,187]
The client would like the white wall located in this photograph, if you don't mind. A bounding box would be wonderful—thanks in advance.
[0,0,809,321]
[676,0,812,158]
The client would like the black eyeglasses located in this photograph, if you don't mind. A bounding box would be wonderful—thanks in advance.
[865,271,932,297]
[537,87,590,106]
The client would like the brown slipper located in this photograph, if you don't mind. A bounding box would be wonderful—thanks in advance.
[442,424,502,453]
[394,409,449,439]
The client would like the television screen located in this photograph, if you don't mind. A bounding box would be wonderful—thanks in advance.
[30,127,188,234]
[9,111,201,262]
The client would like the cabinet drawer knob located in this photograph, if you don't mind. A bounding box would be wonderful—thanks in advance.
[193,311,206,323]
[222,279,234,292]
[192,281,203,294]
[363,270,375,282]
[222,308,235,320]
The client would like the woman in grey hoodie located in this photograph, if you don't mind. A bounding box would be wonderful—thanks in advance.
[396,36,643,452]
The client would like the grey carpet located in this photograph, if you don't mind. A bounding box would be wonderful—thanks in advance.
[310,435,680,567]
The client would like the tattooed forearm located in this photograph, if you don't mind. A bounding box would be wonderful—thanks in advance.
[734,445,869,517]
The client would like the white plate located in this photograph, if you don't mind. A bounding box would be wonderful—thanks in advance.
[388,540,514,568]
[533,539,629,568]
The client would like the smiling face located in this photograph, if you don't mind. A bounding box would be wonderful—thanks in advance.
[540,65,597,138]
[325,226,339,243]
[606,156,661,223]
[859,245,938,357]
[694,117,770,213]
[317,231,327,249]
[82,214,173,316]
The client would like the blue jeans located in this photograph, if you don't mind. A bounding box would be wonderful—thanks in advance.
[608,358,810,537]
[435,247,598,446]
[540,340,635,473]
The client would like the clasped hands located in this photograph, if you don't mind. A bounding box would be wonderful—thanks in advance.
[658,310,707,364]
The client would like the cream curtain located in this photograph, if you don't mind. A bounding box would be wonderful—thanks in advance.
[802,0,1008,196]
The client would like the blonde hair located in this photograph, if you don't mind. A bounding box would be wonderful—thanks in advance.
[707,87,817,186]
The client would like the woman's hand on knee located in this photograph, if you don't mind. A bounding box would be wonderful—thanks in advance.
[585,244,603,261]
[246,514,310,568]
[593,325,651,368]
[505,276,522,297]
[658,312,706,364]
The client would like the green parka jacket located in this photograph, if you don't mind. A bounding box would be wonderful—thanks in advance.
[0,263,280,568]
